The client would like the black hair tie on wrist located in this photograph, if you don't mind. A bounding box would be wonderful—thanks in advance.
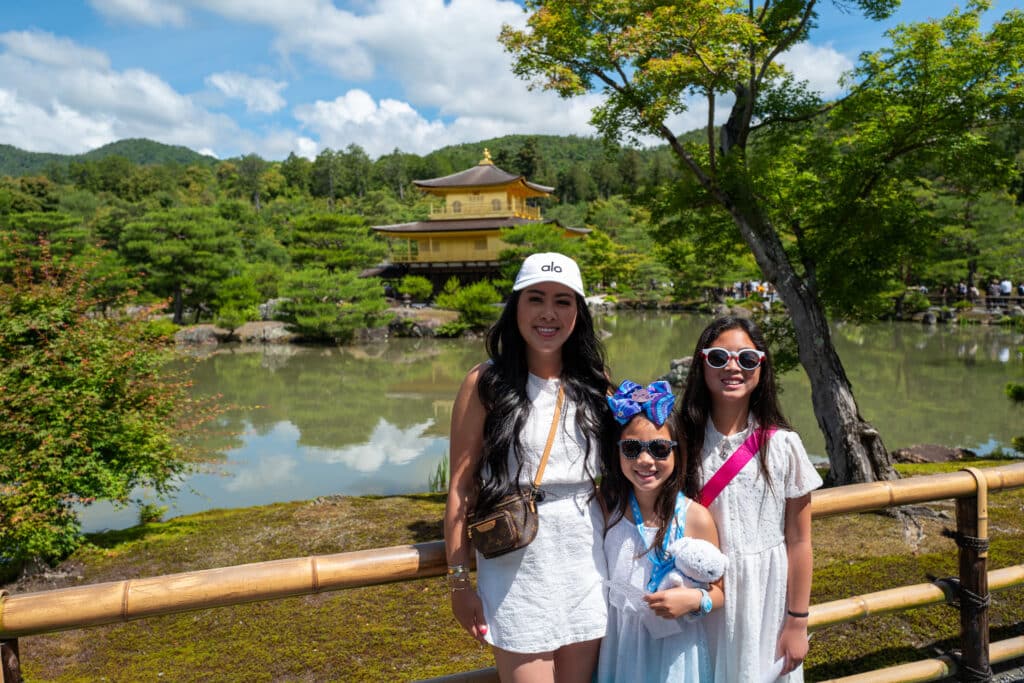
[787,609,810,618]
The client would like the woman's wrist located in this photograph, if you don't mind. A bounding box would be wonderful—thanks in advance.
[447,564,472,591]
[786,608,810,619]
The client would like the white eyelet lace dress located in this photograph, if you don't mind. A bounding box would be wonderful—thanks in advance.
[700,419,823,683]
[475,373,608,653]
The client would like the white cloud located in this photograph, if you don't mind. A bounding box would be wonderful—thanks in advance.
[88,0,188,27]
[207,71,288,113]
[778,42,855,98]
[307,418,439,473]
[0,30,239,155]
[0,30,109,69]
[295,89,447,157]
[224,454,299,492]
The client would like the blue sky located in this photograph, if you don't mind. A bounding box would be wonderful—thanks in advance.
[0,1,1016,160]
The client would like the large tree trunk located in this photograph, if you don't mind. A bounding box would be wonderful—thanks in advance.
[719,181,898,485]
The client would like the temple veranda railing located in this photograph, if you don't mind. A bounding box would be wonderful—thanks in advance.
[2,462,1023,683]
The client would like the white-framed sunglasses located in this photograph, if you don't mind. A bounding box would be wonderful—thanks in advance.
[701,347,765,371]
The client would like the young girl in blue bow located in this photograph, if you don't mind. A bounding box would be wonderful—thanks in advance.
[596,380,724,682]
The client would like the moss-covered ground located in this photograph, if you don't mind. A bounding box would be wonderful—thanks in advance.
[7,462,1024,682]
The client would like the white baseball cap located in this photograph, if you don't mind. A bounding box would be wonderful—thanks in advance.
[512,252,585,297]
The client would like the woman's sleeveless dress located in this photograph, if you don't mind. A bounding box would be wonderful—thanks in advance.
[475,373,608,653]
[596,499,711,682]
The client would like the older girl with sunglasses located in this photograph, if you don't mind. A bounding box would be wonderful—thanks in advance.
[674,317,822,682]
[597,380,724,682]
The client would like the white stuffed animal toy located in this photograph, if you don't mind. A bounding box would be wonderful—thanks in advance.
[658,536,728,622]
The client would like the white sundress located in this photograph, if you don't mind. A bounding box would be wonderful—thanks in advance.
[475,373,608,653]
[700,419,823,683]
[597,499,712,683]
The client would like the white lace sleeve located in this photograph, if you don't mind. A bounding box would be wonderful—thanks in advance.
[779,430,823,499]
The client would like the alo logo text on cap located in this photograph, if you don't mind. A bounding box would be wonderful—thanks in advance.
[512,252,585,297]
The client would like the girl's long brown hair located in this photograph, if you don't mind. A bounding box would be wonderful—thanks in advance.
[672,316,791,499]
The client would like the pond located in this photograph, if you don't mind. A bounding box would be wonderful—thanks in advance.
[80,312,1024,532]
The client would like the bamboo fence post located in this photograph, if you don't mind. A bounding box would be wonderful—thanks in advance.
[0,639,20,683]
[0,591,18,683]
[955,467,991,682]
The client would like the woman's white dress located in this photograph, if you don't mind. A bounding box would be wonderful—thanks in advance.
[597,499,712,683]
[475,373,607,653]
[700,420,822,683]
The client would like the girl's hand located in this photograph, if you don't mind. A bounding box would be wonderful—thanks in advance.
[643,587,696,619]
[450,588,489,644]
[776,616,809,674]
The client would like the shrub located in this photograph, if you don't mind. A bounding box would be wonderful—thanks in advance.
[434,320,472,338]
[397,275,434,303]
[902,290,931,314]
[0,252,215,565]
[279,267,391,343]
[434,278,501,329]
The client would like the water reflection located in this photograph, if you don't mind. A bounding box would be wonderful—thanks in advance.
[79,314,1023,532]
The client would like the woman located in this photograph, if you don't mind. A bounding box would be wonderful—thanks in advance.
[444,252,613,682]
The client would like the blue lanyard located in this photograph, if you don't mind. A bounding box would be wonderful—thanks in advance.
[629,491,685,593]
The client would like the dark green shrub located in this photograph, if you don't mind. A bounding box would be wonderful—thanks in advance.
[397,275,434,303]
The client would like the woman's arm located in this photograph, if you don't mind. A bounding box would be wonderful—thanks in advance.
[778,493,813,674]
[443,364,489,643]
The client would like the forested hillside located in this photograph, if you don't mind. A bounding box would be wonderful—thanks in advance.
[0,129,1021,343]
[0,138,216,177]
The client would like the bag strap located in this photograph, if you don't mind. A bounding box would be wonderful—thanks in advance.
[698,427,777,507]
[531,384,565,491]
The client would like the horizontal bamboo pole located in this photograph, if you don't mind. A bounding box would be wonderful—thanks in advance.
[0,540,446,638]
[417,669,499,683]
[819,635,1024,683]
[809,564,1024,630]
[419,568,1024,683]
[1,463,1022,640]
[810,462,1024,518]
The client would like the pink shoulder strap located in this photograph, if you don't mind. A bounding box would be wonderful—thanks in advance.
[698,427,777,507]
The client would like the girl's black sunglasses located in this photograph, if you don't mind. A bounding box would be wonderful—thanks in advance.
[618,439,677,460]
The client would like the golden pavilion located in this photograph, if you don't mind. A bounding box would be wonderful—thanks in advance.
[370,150,588,286]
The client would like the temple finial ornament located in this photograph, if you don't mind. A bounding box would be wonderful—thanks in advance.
[480,148,494,165]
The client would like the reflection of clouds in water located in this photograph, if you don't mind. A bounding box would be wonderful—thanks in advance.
[225,454,299,492]
[308,418,439,472]
[998,347,1010,363]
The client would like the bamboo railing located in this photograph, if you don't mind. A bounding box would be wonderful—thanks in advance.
[2,462,1023,682]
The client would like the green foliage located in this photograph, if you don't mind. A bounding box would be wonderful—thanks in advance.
[397,275,434,302]
[137,503,168,525]
[433,278,501,329]
[434,320,472,338]
[278,267,390,343]
[428,458,449,494]
[285,213,387,272]
[0,254,212,564]
[1007,382,1024,403]
[213,275,262,331]
[902,290,931,315]
[119,206,243,324]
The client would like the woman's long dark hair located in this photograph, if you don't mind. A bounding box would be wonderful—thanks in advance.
[673,316,791,499]
[599,415,693,559]
[473,290,614,515]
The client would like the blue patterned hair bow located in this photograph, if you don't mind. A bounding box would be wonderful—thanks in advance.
[607,380,676,427]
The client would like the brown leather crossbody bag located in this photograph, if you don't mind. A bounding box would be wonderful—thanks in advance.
[466,385,564,559]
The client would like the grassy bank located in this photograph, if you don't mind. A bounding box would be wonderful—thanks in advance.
[7,461,1024,682]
